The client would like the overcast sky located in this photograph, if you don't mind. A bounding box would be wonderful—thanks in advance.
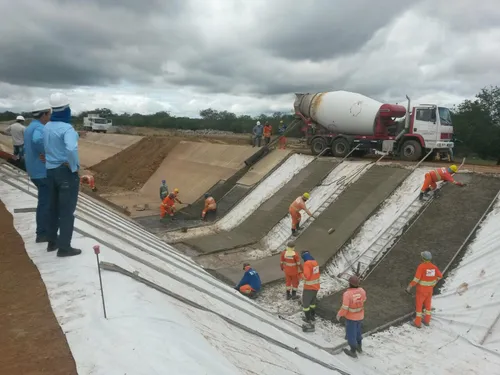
[1,0,498,117]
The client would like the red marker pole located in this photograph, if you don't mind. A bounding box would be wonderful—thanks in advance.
[93,245,107,319]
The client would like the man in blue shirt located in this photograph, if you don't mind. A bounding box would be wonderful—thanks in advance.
[24,99,52,243]
[234,263,261,299]
[252,121,263,147]
[43,93,81,257]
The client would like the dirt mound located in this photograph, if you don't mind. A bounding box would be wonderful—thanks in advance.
[90,136,179,192]
[0,201,77,374]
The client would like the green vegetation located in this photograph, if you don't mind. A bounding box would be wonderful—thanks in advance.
[1,86,498,163]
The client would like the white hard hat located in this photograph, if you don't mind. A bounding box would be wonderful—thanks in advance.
[32,99,51,114]
[256,121,261,125]
[49,92,70,111]
[16,115,25,121]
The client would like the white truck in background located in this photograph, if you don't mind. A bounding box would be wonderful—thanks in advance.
[83,114,112,133]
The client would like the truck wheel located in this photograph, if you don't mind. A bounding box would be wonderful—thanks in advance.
[331,138,350,158]
[310,138,327,155]
[401,140,422,161]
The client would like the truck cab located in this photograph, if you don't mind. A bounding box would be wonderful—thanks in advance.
[83,114,112,133]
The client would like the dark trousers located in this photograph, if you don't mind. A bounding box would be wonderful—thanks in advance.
[254,136,262,147]
[47,166,80,249]
[345,319,363,349]
[264,137,271,145]
[13,144,24,158]
[31,178,49,238]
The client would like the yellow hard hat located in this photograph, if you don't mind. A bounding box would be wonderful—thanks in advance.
[449,165,458,173]
[303,192,310,200]
[174,188,179,193]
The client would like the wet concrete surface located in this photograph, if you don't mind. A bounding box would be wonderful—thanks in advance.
[214,165,410,285]
[317,173,500,332]
[183,159,337,253]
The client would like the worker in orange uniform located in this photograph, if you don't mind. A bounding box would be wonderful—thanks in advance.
[160,192,176,220]
[172,188,183,204]
[420,164,465,200]
[80,175,97,192]
[289,192,315,236]
[336,275,367,358]
[280,241,302,300]
[263,122,273,146]
[278,120,287,149]
[300,250,320,332]
[201,193,217,220]
[406,251,443,328]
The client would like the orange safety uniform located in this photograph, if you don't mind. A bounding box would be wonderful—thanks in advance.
[409,262,443,327]
[80,175,96,190]
[202,196,217,218]
[160,195,176,218]
[302,258,320,291]
[289,196,307,231]
[280,247,302,292]
[337,287,367,321]
[263,125,272,138]
[421,167,460,193]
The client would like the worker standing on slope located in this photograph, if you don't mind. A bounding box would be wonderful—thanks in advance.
[2,115,26,160]
[280,241,302,300]
[201,193,217,220]
[234,263,261,299]
[289,192,315,236]
[406,251,443,328]
[160,192,176,220]
[420,164,465,200]
[336,275,367,358]
[252,121,263,147]
[278,120,287,149]
[80,174,97,191]
[263,122,273,146]
[160,180,169,201]
[301,250,320,332]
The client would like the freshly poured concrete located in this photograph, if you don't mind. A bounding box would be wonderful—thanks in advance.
[215,165,410,285]
[183,159,336,253]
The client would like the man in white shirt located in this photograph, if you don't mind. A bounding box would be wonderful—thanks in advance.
[2,115,26,160]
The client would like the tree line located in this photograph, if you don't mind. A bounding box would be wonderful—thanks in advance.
[1,86,498,161]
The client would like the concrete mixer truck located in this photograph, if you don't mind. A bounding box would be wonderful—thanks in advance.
[294,90,454,161]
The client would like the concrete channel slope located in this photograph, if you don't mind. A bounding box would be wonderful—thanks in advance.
[134,150,291,234]
[215,165,410,285]
[183,159,336,253]
[141,141,256,204]
[317,173,500,332]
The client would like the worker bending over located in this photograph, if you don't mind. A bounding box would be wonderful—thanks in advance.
[80,175,96,192]
[406,251,443,328]
[301,250,320,332]
[289,192,314,235]
[234,263,261,299]
[160,192,176,220]
[202,193,217,220]
[420,164,465,200]
[336,275,367,358]
[280,241,302,300]
[172,188,183,204]
[160,180,169,201]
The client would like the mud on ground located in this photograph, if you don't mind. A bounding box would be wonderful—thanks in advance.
[0,201,77,374]
[317,173,500,332]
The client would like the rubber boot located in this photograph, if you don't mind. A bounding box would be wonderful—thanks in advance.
[356,342,362,353]
[419,192,424,201]
[248,291,258,299]
[310,307,316,321]
[286,290,291,300]
[291,290,299,300]
[343,347,358,358]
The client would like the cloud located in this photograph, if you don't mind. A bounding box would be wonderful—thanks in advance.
[0,0,499,116]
